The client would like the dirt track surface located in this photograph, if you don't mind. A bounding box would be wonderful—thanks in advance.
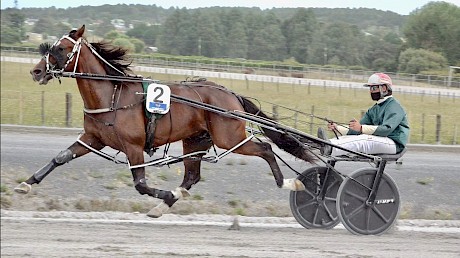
[2,210,460,258]
[2,126,459,219]
[1,126,460,257]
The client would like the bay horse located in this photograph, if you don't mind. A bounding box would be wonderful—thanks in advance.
[15,25,316,217]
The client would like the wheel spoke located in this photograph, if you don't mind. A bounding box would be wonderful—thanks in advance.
[301,187,318,199]
[372,205,391,224]
[344,189,368,202]
[296,198,316,210]
[323,202,336,220]
[290,167,341,230]
[324,196,336,202]
[345,203,366,220]
[366,207,371,231]
[312,207,319,225]
[325,181,340,194]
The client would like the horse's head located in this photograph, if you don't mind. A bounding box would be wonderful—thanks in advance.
[31,25,86,85]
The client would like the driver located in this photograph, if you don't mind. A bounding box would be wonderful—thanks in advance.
[318,73,410,156]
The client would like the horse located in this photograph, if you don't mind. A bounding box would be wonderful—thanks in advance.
[15,25,317,218]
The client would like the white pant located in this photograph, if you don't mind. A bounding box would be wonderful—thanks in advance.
[330,134,396,156]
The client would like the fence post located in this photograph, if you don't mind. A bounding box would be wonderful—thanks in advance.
[453,124,458,145]
[308,82,311,94]
[294,111,298,129]
[310,105,315,134]
[272,105,278,120]
[41,91,45,126]
[66,93,72,127]
[421,113,425,143]
[436,114,441,144]
[19,91,24,124]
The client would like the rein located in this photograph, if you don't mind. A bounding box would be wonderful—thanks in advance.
[43,34,157,116]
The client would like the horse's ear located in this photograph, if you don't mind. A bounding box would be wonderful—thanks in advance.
[75,25,85,38]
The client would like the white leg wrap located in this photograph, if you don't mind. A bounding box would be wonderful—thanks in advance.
[147,201,170,218]
[171,187,191,199]
[14,182,32,194]
[282,178,306,191]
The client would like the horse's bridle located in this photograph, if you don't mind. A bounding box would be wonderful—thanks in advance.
[43,34,126,80]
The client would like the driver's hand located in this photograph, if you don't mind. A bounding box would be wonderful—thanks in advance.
[327,122,337,131]
[349,118,362,132]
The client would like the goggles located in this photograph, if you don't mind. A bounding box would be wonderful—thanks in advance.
[366,84,386,91]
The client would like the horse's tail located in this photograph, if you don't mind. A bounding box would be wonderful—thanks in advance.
[240,96,316,163]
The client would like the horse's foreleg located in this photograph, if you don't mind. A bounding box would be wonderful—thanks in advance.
[134,134,211,218]
[14,135,103,194]
[131,166,188,218]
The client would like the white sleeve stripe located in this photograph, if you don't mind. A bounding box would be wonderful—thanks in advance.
[361,125,378,134]
[336,125,349,135]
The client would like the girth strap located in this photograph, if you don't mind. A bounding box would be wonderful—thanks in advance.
[145,115,158,156]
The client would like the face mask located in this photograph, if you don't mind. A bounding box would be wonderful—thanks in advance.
[371,92,381,101]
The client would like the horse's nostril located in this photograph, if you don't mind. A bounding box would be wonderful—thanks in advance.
[32,69,42,75]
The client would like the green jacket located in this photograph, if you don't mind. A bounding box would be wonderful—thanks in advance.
[348,97,410,153]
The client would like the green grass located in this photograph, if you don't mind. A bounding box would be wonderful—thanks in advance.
[1,61,459,144]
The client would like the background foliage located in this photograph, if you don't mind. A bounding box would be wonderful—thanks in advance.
[1,2,459,74]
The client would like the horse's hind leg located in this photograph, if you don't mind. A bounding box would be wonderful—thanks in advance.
[226,140,305,191]
[180,133,213,189]
[14,134,103,194]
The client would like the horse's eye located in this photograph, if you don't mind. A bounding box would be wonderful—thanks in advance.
[58,46,65,52]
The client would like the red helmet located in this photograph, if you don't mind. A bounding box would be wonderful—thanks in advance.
[364,73,393,91]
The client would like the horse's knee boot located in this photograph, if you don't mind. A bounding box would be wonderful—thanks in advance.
[134,179,151,195]
[32,149,74,183]
[134,179,174,200]
[54,149,74,164]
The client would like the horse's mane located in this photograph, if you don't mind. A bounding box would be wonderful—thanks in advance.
[89,41,132,75]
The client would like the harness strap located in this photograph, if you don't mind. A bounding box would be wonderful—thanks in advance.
[144,115,158,156]
[84,107,113,114]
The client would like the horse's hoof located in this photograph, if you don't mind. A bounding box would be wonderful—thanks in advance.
[14,182,32,194]
[172,187,190,199]
[281,178,306,191]
[146,201,169,218]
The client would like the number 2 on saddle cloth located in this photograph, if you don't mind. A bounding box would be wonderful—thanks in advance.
[143,82,171,156]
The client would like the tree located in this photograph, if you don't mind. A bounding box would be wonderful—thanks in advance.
[403,2,460,65]
[126,23,161,46]
[282,8,317,63]
[1,10,25,44]
[225,21,248,58]
[129,38,145,53]
[158,8,192,55]
[398,48,448,74]
[112,38,135,53]
[1,25,21,44]
[247,12,287,61]
[54,22,72,37]
[93,19,116,37]
[104,30,128,40]
[362,32,402,72]
[32,17,56,34]
[220,9,248,58]
[307,22,365,66]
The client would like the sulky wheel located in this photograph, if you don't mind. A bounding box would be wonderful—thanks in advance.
[289,166,343,229]
[337,168,400,235]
